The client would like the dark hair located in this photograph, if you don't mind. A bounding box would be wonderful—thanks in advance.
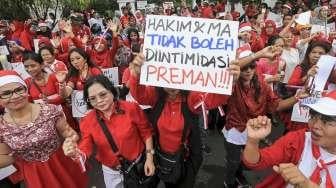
[68,48,97,77]
[267,35,283,46]
[83,75,123,114]
[23,52,43,65]
[38,45,55,56]
[127,28,139,41]
[283,13,293,20]
[300,40,331,76]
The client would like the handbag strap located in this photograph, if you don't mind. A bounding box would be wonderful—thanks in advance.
[96,113,123,159]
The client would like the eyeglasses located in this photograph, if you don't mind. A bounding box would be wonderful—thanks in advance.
[309,110,336,127]
[87,90,110,104]
[241,62,256,72]
[0,86,27,99]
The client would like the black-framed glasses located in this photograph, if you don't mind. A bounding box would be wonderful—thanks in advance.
[309,110,336,127]
[86,90,110,104]
[0,86,27,99]
[241,62,256,72]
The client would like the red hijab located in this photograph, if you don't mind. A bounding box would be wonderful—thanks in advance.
[261,20,277,43]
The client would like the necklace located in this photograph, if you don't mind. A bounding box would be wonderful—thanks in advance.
[8,104,34,125]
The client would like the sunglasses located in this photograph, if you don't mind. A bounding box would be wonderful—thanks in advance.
[309,109,336,126]
[241,62,256,72]
[0,86,27,99]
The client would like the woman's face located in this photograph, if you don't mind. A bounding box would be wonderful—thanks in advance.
[70,51,87,71]
[273,38,285,55]
[309,46,326,65]
[24,59,42,77]
[300,27,311,38]
[87,83,114,113]
[130,32,138,42]
[240,64,256,82]
[40,49,54,64]
[283,15,292,26]
[283,33,293,47]
[94,40,105,52]
[0,83,28,111]
[308,112,336,151]
[265,25,274,35]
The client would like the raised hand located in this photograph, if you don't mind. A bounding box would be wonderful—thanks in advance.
[246,116,272,141]
[259,46,277,59]
[129,53,145,77]
[228,61,241,83]
[107,20,118,33]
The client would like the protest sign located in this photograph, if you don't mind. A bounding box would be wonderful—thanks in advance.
[291,55,336,123]
[295,11,311,25]
[71,90,87,118]
[11,62,31,79]
[311,24,330,36]
[140,15,239,95]
[137,1,147,10]
[0,45,9,55]
[312,55,336,91]
[33,39,40,53]
[267,12,283,28]
[102,67,119,85]
[0,165,17,180]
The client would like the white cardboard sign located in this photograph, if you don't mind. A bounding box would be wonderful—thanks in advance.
[71,90,87,118]
[0,165,17,180]
[102,67,119,85]
[140,15,239,95]
[11,62,31,79]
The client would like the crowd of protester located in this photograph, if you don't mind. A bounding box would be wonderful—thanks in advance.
[0,0,336,187]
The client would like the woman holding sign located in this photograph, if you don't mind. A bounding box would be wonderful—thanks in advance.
[0,70,87,188]
[222,46,309,188]
[242,90,336,188]
[288,40,333,87]
[22,52,78,131]
[127,54,241,188]
[63,75,156,188]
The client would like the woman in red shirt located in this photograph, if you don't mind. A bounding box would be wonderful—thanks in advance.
[128,55,240,188]
[256,35,286,88]
[88,35,119,68]
[23,52,78,131]
[242,90,336,188]
[223,46,307,188]
[288,40,332,86]
[39,46,67,74]
[57,48,102,98]
[63,75,155,188]
[260,20,278,46]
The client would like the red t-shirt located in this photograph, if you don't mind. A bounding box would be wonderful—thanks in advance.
[129,75,229,153]
[78,101,152,168]
[25,74,63,105]
[225,79,280,132]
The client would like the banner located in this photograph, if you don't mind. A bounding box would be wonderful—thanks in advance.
[140,15,239,95]
[291,55,336,123]
[137,1,147,10]
[11,62,31,79]
[71,90,87,118]
[102,67,119,85]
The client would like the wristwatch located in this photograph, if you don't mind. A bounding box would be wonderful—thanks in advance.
[146,149,155,155]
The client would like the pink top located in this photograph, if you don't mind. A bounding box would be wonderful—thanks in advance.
[256,58,280,76]
[0,104,63,162]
